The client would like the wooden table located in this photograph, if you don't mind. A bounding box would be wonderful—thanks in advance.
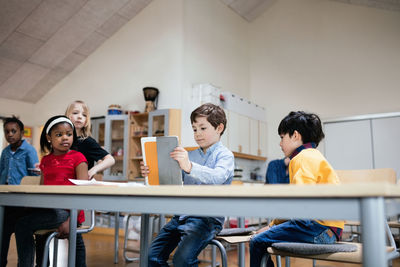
[1,183,400,267]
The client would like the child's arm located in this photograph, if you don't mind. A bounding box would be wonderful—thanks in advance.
[26,146,39,176]
[76,162,89,180]
[172,147,234,184]
[88,154,115,179]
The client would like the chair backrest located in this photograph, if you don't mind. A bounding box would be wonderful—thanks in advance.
[336,168,396,185]
[20,176,41,185]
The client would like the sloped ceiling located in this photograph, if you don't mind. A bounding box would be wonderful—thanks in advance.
[0,0,399,104]
[0,0,153,103]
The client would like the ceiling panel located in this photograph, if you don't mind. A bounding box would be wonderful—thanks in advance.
[0,57,22,85]
[0,32,44,62]
[16,0,87,41]
[0,0,42,43]
[0,62,49,100]
[74,31,108,56]
[20,69,67,103]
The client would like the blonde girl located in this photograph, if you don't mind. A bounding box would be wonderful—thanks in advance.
[66,100,115,178]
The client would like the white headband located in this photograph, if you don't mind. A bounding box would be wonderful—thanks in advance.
[46,117,74,134]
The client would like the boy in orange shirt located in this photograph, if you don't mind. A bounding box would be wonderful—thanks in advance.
[250,111,344,267]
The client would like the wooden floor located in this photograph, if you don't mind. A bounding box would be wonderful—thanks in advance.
[5,232,400,266]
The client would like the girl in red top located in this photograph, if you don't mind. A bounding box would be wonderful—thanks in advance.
[14,115,88,267]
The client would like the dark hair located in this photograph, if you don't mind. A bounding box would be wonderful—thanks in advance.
[40,115,77,154]
[190,103,227,135]
[278,111,325,146]
[3,116,24,131]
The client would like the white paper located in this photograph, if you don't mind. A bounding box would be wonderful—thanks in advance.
[68,179,145,187]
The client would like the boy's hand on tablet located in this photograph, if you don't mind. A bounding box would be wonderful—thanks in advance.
[170,147,192,173]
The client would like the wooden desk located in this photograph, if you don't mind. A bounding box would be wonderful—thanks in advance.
[1,183,400,267]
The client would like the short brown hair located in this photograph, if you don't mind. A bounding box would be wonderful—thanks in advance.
[190,103,227,136]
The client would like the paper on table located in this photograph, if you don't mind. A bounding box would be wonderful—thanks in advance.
[68,179,145,187]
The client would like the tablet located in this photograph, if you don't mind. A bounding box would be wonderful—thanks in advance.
[141,136,183,185]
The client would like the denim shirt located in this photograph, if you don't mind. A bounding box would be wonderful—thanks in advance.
[183,141,234,185]
[180,141,234,225]
[0,140,39,185]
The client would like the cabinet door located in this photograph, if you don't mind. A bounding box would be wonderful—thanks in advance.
[249,119,259,156]
[220,109,229,148]
[259,121,268,157]
[324,120,373,170]
[104,115,129,181]
[91,117,105,147]
[372,116,400,179]
[228,112,249,153]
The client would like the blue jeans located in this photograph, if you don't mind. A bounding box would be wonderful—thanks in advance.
[249,219,337,267]
[14,208,86,267]
[148,216,222,267]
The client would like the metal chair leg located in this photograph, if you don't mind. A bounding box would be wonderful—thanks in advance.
[209,239,227,267]
[53,238,58,267]
[276,255,282,267]
[285,256,290,267]
[123,214,140,262]
[41,232,58,267]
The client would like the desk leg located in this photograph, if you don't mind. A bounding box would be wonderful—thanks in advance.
[0,205,4,259]
[68,209,77,267]
[140,214,150,267]
[238,217,245,267]
[114,212,119,264]
[361,197,386,267]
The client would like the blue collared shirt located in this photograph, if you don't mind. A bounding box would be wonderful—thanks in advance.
[0,140,39,185]
[183,141,234,185]
[179,141,234,225]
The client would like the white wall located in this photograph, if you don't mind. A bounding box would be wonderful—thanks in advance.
[180,0,250,146]
[249,0,400,159]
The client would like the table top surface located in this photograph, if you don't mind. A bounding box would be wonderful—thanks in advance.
[1,183,400,198]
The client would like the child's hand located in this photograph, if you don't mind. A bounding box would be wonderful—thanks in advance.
[88,168,97,179]
[140,161,150,177]
[170,147,192,173]
[28,163,41,175]
[57,217,70,239]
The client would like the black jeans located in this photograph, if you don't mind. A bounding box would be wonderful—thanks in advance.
[14,208,86,267]
[1,207,26,267]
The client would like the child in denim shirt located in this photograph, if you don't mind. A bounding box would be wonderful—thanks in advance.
[141,103,234,266]
[0,116,39,267]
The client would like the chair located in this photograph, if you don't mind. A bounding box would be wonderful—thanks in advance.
[263,168,399,267]
[20,176,96,267]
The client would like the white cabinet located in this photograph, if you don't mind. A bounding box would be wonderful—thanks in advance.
[249,118,258,156]
[220,109,229,147]
[324,113,400,180]
[225,110,267,158]
[228,111,250,154]
[259,121,268,157]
